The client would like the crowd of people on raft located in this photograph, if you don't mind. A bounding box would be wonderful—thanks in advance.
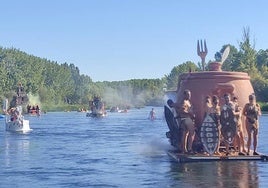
[89,96,106,115]
[26,104,41,115]
[167,89,262,156]
[6,106,22,122]
[6,104,41,121]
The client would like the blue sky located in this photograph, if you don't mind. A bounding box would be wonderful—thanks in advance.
[0,0,268,81]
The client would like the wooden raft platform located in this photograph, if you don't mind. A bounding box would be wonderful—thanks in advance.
[167,150,268,163]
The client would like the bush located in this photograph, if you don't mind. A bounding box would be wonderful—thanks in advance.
[260,103,268,112]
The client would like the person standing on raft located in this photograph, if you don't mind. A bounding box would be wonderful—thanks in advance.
[242,94,262,155]
[168,89,196,154]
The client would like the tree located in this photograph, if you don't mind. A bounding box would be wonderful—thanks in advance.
[256,49,268,78]
[236,27,258,77]
[165,61,198,90]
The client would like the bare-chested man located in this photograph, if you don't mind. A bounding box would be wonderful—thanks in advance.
[168,89,195,154]
[233,96,246,155]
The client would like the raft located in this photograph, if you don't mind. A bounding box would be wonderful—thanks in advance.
[167,150,268,163]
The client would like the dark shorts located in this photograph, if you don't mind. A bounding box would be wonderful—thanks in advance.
[247,121,258,133]
[180,118,195,133]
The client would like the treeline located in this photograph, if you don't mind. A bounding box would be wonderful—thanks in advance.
[0,47,93,108]
[0,27,267,111]
[96,79,165,109]
[0,48,165,110]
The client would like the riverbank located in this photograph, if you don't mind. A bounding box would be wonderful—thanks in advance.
[42,102,268,113]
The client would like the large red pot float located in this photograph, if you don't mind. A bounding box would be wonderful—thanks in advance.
[175,62,254,127]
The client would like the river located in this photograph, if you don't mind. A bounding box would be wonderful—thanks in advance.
[0,106,268,187]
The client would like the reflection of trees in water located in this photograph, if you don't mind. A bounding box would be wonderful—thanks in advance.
[169,161,259,187]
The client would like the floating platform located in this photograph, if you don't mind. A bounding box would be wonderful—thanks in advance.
[167,150,268,163]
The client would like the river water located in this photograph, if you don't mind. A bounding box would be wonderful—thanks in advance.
[0,106,268,188]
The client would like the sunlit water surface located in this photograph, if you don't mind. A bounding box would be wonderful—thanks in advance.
[0,107,268,188]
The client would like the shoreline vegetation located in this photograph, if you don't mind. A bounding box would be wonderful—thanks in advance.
[40,103,160,113]
[1,28,268,112]
[260,103,268,112]
[33,103,268,113]
[2,103,267,114]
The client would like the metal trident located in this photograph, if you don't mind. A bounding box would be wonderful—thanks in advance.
[197,40,208,71]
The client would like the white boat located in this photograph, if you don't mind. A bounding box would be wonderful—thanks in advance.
[3,99,32,133]
[6,117,31,133]
[87,97,107,118]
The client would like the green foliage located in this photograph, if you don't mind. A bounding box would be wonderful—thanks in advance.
[234,27,268,102]
[164,27,268,104]
[236,27,258,77]
[0,47,93,109]
[1,26,268,111]
[260,102,268,112]
[0,47,166,109]
[165,61,198,90]
[98,79,166,108]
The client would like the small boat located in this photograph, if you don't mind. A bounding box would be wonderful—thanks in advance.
[27,104,41,116]
[77,108,87,113]
[119,109,128,113]
[86,96,107,117]
[4,102,32,133]
[5,116,31,133]
[2,83,32,133]
[110,106,120,112]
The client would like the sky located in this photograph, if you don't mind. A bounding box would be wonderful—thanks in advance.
[0,0,268,82]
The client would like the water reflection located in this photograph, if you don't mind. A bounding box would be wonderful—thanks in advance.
[169,161,259,187]
[3,132,31,167]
